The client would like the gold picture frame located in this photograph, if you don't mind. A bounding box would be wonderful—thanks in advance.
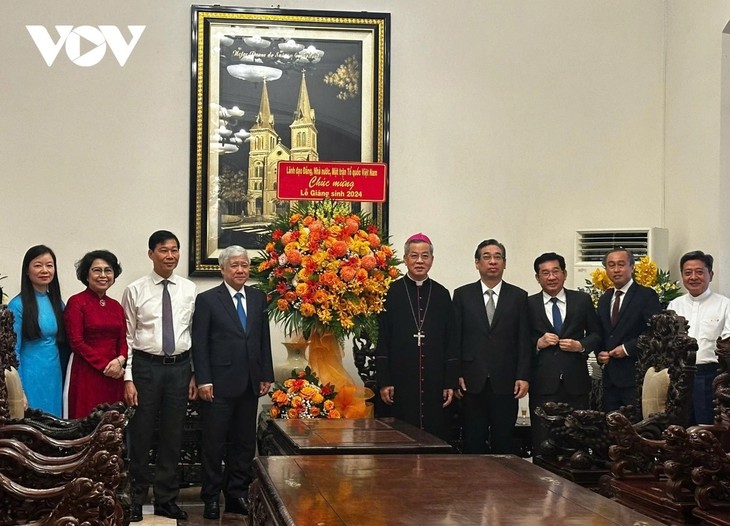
[190,5,390,275]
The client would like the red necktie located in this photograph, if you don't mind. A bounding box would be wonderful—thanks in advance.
[611,290,623,326]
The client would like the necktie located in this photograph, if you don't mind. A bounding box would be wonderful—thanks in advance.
[161,279,174,356]
[550,297,563,334]
[611,290,623,326]
[235,292,247,330]
[485,289,496,326]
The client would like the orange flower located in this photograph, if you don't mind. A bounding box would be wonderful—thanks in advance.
[276,299,289,311]
[309,220,323,233]
[271,390,289,405]
[368,233,381,248]
[344,217,360,235]
[303,215,314,226]
[300,385,318,399]
[284,291,297,302]
[330,240,348,258]
[287,408,300,419]
[291,396,304,408]
[289,213,302,225]
[286,249,302,266]
[295,283,309,296]
[323,399,335,411]
[312,290,328,304]
[310,407,321,417]
[360,254,377,270]
[281,231,293,245]
[327,409,341,419]
[388,267,400,278]
[269,406,280,418]
[340,266,357,282]
[300,302,316,317]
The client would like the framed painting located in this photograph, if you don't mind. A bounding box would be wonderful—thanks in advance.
[190,5,390,275]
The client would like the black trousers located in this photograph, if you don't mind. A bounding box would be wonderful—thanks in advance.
[127,355,190,505]
[199,386,258,503]
[462,379,517,454]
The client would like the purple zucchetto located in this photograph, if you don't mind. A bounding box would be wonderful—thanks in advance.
[406,233,432,245]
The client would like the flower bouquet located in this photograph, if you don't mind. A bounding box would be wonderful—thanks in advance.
[269,366,340,419]
[580,256,682,308]
[252,200,401,418]
[251,200,401,343]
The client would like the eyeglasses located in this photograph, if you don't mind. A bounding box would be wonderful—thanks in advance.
[90,267,114,276]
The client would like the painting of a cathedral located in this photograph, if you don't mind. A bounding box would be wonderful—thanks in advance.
[247,72,319,217]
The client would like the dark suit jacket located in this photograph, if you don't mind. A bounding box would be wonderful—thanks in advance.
[192,283,274,398]
[596,283,661,389]
[453,280,531,395]
[527,289,602,396]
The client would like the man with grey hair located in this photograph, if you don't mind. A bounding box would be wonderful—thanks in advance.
[192,245,274,519]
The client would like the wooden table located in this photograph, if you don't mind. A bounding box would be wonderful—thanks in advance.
[249,454,666,525]
[259,417,453,455]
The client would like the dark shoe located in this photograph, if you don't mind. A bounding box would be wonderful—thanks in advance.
[224,496,249,515]
[154,500,188,520]
[203,500,220,519]
[129,504,143,522]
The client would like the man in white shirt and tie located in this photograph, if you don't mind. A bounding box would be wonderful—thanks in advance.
[668,250,730,424]
[122,230,198,522]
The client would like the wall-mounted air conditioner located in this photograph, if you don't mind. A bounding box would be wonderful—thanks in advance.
[572,228,669,289]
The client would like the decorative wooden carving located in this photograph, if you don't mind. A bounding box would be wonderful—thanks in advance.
[688,336,730,512]
[535,311,697,501]
[0,304,131,526]
[607,311,697,478]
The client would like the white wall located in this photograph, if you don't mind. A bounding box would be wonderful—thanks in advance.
[2,1,729,375]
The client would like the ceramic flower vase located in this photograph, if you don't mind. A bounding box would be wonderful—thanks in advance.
[274,339,309,385]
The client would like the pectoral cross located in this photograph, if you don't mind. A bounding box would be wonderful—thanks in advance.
[414,331,425,346]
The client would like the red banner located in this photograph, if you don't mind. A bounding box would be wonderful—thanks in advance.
[277,161,387,203]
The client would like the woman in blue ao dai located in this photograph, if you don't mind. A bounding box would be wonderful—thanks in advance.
[8,245,66,417]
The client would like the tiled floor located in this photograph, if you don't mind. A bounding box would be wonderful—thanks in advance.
[136,488,249,525]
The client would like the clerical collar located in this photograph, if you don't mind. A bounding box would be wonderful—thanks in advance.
[406,274,428,286]
[689,288,712,302]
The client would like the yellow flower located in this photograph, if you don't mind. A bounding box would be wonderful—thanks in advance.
[634,256,658,287]
[590,267,613,291]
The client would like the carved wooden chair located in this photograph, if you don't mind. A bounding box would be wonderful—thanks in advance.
[673,336,730,525]
[534,311,697,497]
[606,310,698,523]
[0,304,131,526]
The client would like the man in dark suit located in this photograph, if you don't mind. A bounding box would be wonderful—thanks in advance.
[596,248,661,412]
[527,252,602,453]
[453,239,531,454]
[192,245,274,519]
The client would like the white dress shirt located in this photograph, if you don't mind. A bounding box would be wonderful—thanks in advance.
[542,289,567,323]
[480,280,503,308]
[122,272,197,381]
[224,282,247,314]
[667,289,730,365]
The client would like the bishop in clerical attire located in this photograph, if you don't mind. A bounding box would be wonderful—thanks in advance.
[375,233,459,440]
